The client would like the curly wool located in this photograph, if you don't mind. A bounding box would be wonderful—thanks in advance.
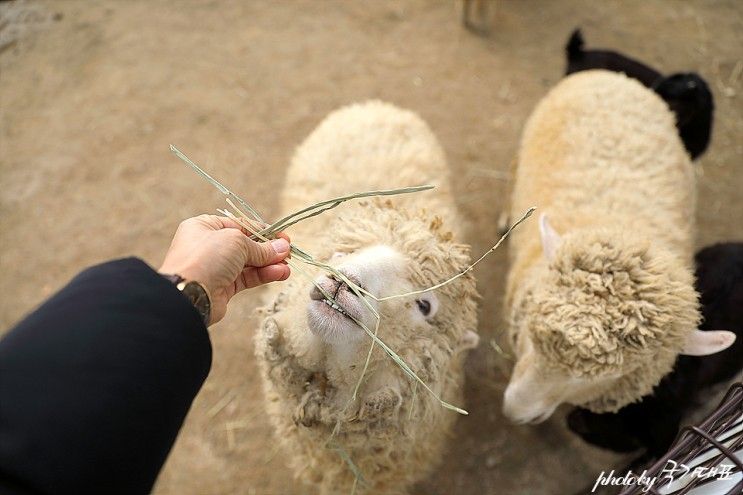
[256,207,476,494]
[329,199,469,303]
[506,70,700,412]
[280,100,459,242]
[513,229,699,411]
[255,102,479,494]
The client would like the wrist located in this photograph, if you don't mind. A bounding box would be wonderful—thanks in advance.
[159,261,209,290]
[160,273,213,326]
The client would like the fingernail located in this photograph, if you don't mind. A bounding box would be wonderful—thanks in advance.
[271,238,290,255]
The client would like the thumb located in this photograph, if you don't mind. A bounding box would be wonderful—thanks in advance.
[240,236,291,267]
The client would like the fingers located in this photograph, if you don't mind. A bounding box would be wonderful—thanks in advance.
[189,214,242,231]
[190,214,292,244]
[210,215,267,236]
[218,228,289,266]
[192,214,292,244]
[212,215,255,232]
[258,264,291,282]
[236,264,291,291]
[250,238,291,266]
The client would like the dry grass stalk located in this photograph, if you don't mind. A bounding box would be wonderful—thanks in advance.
[490,338,513,361]
[206,391,236,418]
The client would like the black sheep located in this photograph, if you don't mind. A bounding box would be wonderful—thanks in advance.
[654,73,714,161]
[567,242,743,462]
[566,29,661,86]
[565,29,714,159]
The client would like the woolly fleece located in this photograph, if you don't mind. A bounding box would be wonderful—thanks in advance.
[506,71,700,412]
[255,101,479,494]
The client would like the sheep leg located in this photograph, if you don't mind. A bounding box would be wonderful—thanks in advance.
[292,376,338,427]
[259,317,313,397]
[293,388,324,427]
[358,386,403,425]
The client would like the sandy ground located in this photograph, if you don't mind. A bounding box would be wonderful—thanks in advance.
[1,1,741,494]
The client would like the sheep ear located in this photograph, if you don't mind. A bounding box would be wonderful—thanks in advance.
[539,213,562,262]
[458,330,480,351]
[680,330,736,356]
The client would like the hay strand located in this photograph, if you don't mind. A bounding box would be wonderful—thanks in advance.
[170,144,265,222]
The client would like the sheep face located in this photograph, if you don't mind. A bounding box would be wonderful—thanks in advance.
[262,199,479,409]
[504,217,701,421]
[300,200,479,365]
[306,245,439,347]
[503,335,621,423]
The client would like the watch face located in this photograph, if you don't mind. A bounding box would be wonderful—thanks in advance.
[182,281,211,324]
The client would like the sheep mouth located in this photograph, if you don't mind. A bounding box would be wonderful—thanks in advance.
[518,410,554,425]
[320,298,354,319]
[309,297,361,326]
[308,286,363,326]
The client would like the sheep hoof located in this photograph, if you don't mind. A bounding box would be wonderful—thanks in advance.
[359,387,402,423]
[293,389,324,427]
[271,291,288,313]
[261,317,283,362]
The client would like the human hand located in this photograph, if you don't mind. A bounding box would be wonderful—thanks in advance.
[159,215,291,325]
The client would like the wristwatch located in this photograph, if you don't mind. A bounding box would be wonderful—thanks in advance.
[162,274,212,326]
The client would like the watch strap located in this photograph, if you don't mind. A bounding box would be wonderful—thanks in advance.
[161,273,185,285]
[161,273,211,326]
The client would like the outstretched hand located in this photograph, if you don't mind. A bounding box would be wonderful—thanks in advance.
[159,215,291,325]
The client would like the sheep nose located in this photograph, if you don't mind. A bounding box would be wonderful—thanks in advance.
[309,273,362,301]
[332,271,363,289]
[309,277,339,301]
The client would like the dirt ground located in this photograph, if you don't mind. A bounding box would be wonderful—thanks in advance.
[1,1,741,494]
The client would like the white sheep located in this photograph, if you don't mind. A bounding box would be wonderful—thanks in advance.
[255,101,480,494]
[502,70,735,424]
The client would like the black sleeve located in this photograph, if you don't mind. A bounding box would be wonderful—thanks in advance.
[0,258,212,495]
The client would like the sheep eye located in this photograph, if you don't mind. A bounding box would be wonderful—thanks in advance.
[416,299,431,316]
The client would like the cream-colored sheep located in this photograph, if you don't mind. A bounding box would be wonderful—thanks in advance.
[255,101,479,494]
[503,70,735,423]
